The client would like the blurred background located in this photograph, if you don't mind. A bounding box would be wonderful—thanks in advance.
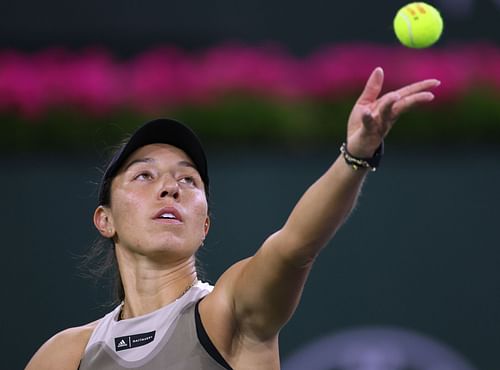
[1,0,499,369]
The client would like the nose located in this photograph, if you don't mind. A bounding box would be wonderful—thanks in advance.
[158,178,179,200]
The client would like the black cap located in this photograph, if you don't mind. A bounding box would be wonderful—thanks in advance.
[98,118,209,205]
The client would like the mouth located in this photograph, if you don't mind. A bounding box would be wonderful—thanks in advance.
[153,207,183,223]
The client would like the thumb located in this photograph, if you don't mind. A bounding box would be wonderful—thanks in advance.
[357,67,384,105]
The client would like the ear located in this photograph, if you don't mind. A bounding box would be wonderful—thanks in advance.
[93,205,115,238]
[203,216,211,238]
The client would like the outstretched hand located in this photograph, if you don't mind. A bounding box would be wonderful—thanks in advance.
[346,67,440,158]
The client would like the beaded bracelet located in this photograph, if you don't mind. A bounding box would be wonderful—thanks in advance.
[339,141,384,171]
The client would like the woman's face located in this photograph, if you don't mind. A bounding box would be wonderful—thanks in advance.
[99,143,209,259]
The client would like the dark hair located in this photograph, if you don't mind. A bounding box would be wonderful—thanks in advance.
[80,236,124,307]
[82,138,210,306]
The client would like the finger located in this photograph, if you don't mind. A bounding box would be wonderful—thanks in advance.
[377,91,401,121]
[392,91,435,116]
[396,79,440,99]
[361,111,375,132]
[357,67,384,105]
[361,108,375,129]
[361,91,399,126]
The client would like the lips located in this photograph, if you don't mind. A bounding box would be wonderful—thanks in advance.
[153,206,183,222]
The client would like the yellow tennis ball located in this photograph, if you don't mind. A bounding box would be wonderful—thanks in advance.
[393,2,443,48]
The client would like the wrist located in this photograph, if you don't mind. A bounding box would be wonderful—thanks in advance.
[340,141,384,172]
[345,141,379,158]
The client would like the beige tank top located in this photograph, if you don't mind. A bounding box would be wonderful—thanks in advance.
[79,281,232,370]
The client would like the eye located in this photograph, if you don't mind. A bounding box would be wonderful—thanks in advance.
[179,176,195,185]
[134,171,154,181]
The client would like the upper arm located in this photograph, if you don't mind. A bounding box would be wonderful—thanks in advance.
[25,324,96,370]
[205,229,314,343]
[231,230,314,337]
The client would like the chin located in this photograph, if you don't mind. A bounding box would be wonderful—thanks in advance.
[144,237,200,259]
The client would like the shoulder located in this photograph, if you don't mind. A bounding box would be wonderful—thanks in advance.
[25,320,99,370]
[199,261,281,368]
[198,259,251,335]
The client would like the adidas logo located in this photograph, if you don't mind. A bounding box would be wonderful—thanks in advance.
[115,331,155,352]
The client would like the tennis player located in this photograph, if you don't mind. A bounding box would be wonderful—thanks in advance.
[26,67,440,370]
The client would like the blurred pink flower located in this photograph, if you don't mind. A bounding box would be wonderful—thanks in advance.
[0,43,498,119]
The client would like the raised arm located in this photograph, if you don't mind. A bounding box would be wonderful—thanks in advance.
[208,67,440,344]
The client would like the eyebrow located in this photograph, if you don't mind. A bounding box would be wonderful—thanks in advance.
[124,157,197,172]
[123,157,155,171]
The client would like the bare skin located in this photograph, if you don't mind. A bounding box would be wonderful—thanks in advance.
[26,67,440,370]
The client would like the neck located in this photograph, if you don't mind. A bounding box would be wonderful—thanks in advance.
[116,247,198,319]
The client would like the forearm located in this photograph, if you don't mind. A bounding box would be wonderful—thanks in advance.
[280,154,369,262]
